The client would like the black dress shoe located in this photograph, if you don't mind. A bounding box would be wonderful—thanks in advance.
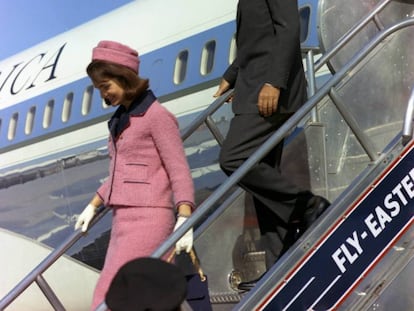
[280,195,330,255]
[280,221,306,255]
[303,195,330,228]
[237,274,264,291]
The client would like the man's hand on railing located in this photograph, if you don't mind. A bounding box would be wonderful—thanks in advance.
[213,78,233,102]
[74,204,97,232]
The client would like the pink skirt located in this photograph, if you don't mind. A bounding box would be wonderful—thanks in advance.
[90,206,175,310]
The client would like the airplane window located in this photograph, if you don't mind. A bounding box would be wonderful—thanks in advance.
[82,85,94,116]
[25,106,36,135]
[62,92,74,122]
[174,50,189,84]
[8,113,18,141]
[43,100,54,129]
[200,40,216,76]
[229,34,237,65]
[102,98,112,109]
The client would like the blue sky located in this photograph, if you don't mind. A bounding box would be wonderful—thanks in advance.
[0,0,132,60]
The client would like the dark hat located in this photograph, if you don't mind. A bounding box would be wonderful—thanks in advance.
[105,257,187,311]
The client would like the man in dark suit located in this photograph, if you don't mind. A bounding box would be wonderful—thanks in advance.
[214,0,330,289]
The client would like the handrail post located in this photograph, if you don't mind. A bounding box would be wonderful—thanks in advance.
[329,88,379,161]
[402,86,414,145]
[304,49,319,122]
[314,0,391,71]
[151,15,414,277]
[0,206,111,310]
[181,89,233,141]
[3,13,414,311]
[36,275,65,311]
[1,91,233,311]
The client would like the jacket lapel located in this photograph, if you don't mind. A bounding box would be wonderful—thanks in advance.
[108,90,156,139]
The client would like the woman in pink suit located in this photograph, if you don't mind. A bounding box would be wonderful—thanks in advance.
[74,40,195,310]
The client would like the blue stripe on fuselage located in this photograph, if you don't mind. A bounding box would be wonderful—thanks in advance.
[0,21,236,152]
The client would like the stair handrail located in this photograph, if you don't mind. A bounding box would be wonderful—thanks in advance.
[314,0,392,72]
[402,86,414,145]
[0,205,110,310]
[235,16,414,311]
[303,0,391,122]
[0,90,233,311]
[180,89,233,142]
[151,17,414,262]
[96,14,414,311]
[4,13,413,311]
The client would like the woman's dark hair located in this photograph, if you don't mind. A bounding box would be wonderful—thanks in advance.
[86,60,149,100]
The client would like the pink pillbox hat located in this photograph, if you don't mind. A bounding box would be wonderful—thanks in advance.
[92,40,140,73]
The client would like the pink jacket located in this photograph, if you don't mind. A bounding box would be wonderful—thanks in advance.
[97,91,194,209]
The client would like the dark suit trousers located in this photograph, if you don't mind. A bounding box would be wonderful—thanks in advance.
[219,113,303,265]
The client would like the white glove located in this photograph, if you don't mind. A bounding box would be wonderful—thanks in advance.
[74,204,97,232]
[174,215,193,254]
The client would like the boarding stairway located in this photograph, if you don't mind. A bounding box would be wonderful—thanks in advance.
[1,0,414,310]
[161,1,414,309]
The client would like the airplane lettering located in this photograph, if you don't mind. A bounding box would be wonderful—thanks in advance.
[10,53,46,95]
[365,206,392,238]
[392,184,407,205]
[400,173,414,200]
[27,43,66,89]
[364,167,414,238]
[331,231,362,273]
[0,63,22,92]
[0,43,66,96]
[383,193,400,217]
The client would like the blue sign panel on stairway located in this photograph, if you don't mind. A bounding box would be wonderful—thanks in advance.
[261,143,414,310]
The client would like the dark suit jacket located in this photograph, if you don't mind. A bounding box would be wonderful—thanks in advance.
[223,0,307,114]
